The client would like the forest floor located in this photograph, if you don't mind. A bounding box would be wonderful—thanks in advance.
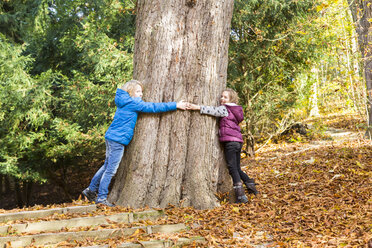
[0,113,371,247]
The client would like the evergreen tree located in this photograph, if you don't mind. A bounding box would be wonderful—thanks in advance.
[0,0,135,206]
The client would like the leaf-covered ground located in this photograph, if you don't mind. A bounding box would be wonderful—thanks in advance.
[1,115,371,247]
[162,136,371,247]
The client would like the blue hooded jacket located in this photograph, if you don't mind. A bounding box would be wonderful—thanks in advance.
[105,89,177,145]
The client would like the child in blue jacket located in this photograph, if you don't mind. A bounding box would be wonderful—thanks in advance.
[82,80,187,206]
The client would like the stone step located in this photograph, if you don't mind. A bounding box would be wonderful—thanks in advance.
[0,223,187,247]
[80,236,206,248]
[0,205,96,223]
[118,236,206,248]
[0,210,164,234]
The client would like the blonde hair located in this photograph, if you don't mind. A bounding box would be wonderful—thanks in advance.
[121,80,143,97]
[223,88,239,104]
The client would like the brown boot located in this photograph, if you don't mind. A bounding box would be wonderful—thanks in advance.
[233,182,248,203]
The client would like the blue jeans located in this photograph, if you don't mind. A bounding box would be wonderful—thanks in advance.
[89,139,125,200]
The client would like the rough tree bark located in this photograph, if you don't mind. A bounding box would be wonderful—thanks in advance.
[348,0,372,139]
[109,0,235,209]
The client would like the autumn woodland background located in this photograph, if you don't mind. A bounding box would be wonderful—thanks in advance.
[0,0,371,247]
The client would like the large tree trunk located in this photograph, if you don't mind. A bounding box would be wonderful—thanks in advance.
[348,0,372,139]
[109,0,235,209]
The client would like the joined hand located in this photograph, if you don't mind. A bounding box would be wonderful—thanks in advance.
[186,103,200,110]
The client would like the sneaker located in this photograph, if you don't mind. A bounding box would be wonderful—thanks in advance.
[96,198,115,207]
[82,188,97,202]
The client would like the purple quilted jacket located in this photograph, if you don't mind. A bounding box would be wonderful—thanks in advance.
[219,104,244,143]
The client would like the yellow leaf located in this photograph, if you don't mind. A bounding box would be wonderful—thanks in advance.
[227,227,235,236]
[356,161,365,169]
[232,207,240,213]
[130,228,142,237]
[316,3,329,12]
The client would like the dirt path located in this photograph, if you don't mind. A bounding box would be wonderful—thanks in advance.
[254,128,368,162]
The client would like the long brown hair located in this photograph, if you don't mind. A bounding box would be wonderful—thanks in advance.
[222,88,239,104]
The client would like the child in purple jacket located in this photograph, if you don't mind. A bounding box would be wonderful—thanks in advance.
[188,88,258,203]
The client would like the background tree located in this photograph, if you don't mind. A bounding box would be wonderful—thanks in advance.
[109,0,235,209]
[347,0,372,138]
[228,0,369,147]
[0,0,135,207]
[295,0,368,133]
[309,1,366,115]
[227,0,320,150]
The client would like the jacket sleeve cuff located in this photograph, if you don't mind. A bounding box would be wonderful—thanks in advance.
[171,102,177,110]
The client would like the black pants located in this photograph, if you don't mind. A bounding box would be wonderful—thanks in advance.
[223,142,251,185]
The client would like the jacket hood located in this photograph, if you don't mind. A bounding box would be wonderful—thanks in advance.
[225,104,244,123]
[115,88,141,108]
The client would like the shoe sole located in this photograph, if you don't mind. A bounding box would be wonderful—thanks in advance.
[82,192,96,202]
[96,202,115,207]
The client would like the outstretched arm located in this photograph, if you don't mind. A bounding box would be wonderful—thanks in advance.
[187,103,228,117]
[134,99,189,113]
